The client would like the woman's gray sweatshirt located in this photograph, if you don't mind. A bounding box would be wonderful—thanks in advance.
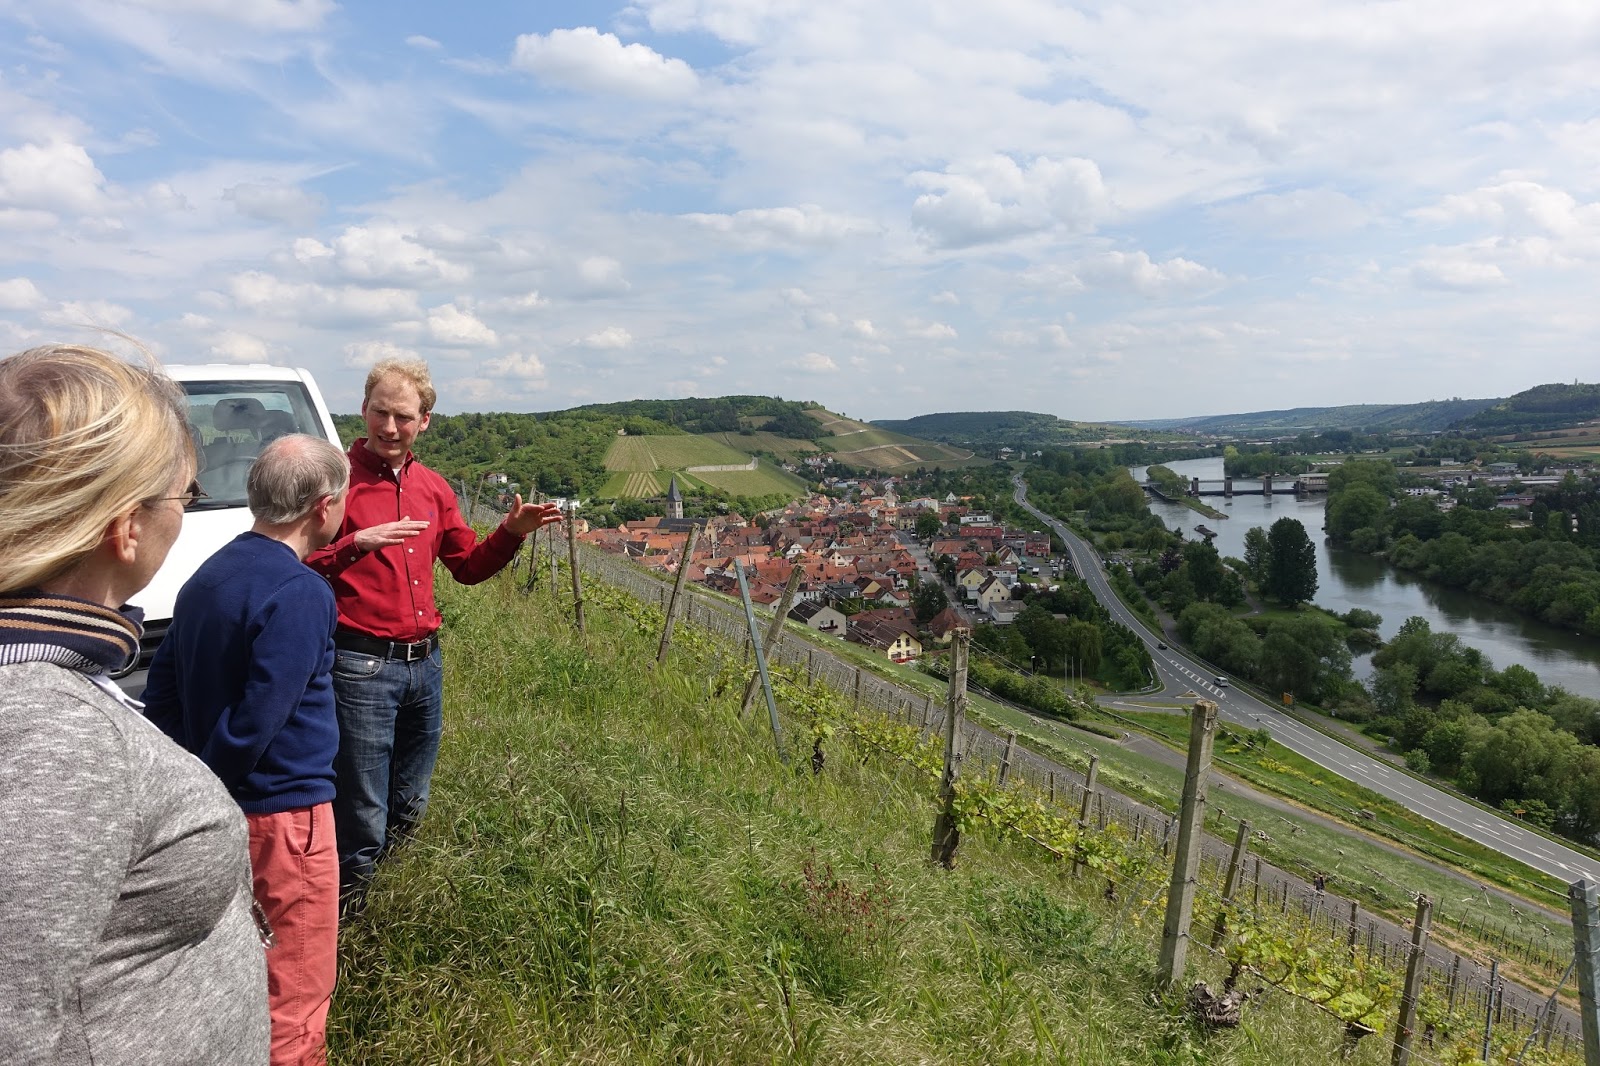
[0,662,269,1065]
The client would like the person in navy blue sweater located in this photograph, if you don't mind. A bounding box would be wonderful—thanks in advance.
[145,433,349,1066]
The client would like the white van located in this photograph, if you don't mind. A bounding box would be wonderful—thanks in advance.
[117,364,341,676]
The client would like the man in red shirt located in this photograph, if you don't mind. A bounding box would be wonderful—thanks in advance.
[307,359,560,913]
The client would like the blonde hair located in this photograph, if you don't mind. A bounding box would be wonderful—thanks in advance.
[364,358,436,414]
[0,344,195,592]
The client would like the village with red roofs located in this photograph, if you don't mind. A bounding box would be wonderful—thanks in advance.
[579,476,1057,664]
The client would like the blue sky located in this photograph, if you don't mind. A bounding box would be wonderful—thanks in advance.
[2,1,1598,420]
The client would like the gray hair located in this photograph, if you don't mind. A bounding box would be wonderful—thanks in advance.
[247,434,350,524]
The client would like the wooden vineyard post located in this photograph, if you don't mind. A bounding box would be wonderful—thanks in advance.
[565,503,586,641]
[1391,895,1433,1066]
[655,523,703,665]
[1483,960,1500,1062]
[521,522,540,592]
[1570,879,1600,1066]
[997,732,1017,788]
[548,518,558,594]
[852,667,863,716]
[1209,819,1252,949]
[733,560,785,763]
[1071,755,1099,878]
[1348,901,1361,962]
[739,566,804,720]
[1157,699,1219,991]
[930,631,970,869]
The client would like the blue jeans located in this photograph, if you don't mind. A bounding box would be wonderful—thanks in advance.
[331,645,443,895]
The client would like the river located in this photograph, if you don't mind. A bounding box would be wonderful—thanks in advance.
[1129,457,1600,695]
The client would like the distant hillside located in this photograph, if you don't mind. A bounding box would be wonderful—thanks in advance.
[335,395,967,506]
[872,410,1123,448]
[1455,382,1600,434]
[1121,397,1500,435]
[807,409,984,470]
[566,395,825,440]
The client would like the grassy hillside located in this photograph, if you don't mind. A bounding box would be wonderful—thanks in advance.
[807,408,983,471]
[603,434,753,471]
[326,570,1570,1066]
[702,429,822,462]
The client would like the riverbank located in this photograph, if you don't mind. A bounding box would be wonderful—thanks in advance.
[1132,456,1600,697]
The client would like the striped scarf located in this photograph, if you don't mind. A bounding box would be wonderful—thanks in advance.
[0,592,144,675]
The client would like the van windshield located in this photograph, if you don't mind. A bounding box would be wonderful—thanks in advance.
[182,380,324,508]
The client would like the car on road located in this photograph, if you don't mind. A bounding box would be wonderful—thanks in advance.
[117,363,341,678]
[1156,641,1167,650]
[1214,676,1229,688]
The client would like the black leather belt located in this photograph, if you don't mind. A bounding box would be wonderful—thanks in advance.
[334,630,439,662]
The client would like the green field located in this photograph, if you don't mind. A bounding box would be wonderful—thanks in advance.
[603,434,753,472]
[693,466,811,497]
[702,430,820,461]
[600,469,674,497]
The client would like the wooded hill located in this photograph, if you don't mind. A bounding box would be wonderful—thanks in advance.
[1121,397,1500,435]
[1456,382,1600,434]
[872,410,1142,449]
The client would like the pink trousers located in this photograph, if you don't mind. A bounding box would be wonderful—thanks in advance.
[248,803,339,1066]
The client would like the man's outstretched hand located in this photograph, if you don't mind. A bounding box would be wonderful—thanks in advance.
[504,495,565,536]
[354,519,430,553]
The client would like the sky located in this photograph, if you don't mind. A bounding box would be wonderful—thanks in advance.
[1,1,1598,421]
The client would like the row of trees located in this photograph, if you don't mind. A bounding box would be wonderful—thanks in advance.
[1363,617,1600,837]
[1326,459,1600,632]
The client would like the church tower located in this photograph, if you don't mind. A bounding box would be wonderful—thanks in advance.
[666,476,684,519]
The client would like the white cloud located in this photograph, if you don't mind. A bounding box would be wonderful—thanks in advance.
[1210,188,1372,238]
[1411,258,1508,291]
[512,27,698,99]
[789,352,838,373]
[229,271,421,325]
[481,290,548,315]
[126,0,334,31]
[575,255,630,296]
[910,155,1111,248]
[580,326,633,349]
[224,181,324,226]
[343,339,419,368]
[931,291,960,306]
[426,303,498,347]
[295,223,471,285]
[42,299,134,327]
[482,351,547,381]
[847,319,877,339]
[683,204,873,247]
[0,141,107,214]
[1077,252,1228,295]
[208,330,270,363]
[905,319,957,340]
[0,277,46,311]
[405,34,442,50]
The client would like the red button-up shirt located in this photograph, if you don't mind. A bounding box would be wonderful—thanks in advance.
[306,440,525,641]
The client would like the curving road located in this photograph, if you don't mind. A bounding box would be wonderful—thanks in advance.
[1012,473,1600,888]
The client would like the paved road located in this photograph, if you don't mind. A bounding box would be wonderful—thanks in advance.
[1012,474,1600,888]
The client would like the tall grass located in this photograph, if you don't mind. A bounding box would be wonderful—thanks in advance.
[328,573,1414,1065]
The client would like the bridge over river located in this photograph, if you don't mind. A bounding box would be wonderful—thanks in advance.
[1145,473,1329,499]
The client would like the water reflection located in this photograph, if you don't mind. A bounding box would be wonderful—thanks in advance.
[1130,457,1600,695]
